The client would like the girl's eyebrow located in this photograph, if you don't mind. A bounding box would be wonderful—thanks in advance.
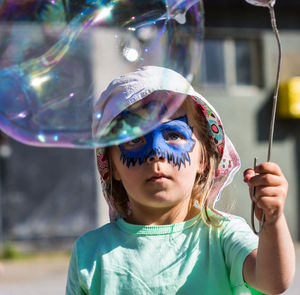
[162,116,187,125]
[159,116,193,136]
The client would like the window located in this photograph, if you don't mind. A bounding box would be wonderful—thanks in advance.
[197,35,262,88]
[199,39,225,85]
[235,40,253,85]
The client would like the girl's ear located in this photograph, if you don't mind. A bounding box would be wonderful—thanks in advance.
[197,159,207,175]
[197,166,205,175]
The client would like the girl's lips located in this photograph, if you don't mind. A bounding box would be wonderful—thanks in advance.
[147,174,170,182]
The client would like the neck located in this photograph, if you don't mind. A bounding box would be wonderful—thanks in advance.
[125,201,199,226]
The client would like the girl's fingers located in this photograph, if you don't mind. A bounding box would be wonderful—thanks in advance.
[244,162,283,182]
[244,162,284,184]
[244,162,288,224]
[243,168,256,182]
[252,186,279,199]
[248,173,286,187]
[254,162,283,176]
[244,163,287,187]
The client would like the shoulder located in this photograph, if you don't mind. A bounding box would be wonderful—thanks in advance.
[205,208,250,230]
[208,209,251,228]
[221,213,250,228]
[212,210,258,250]
[70,221,125,270]
[222,214,254,234]
[74,222,119,254]
[205,209,257,241]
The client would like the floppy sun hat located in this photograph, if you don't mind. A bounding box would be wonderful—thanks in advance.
[94,66,240,220]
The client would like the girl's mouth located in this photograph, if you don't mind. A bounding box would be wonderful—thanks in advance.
[148,174,170,182]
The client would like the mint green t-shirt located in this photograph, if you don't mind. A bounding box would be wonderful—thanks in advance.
[66,213,262,295]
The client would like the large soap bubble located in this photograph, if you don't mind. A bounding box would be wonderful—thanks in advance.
[0,0,204,148]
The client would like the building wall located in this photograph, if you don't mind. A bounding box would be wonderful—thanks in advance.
[197,29,300,240]
[179,2,300,239]
[0,141,98,243]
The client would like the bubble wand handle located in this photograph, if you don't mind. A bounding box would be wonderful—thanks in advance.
[251,3,282,235]
[267,4,282,162]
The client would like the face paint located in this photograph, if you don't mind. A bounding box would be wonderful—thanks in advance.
[119,116,195,169]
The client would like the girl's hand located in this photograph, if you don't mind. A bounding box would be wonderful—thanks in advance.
[243,162,288,225]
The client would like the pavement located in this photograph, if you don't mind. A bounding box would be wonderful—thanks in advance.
[0,244,300,295]
[0,253,69,295]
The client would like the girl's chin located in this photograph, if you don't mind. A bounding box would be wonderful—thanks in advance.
[128,188,190,209]
[142,193,184,208]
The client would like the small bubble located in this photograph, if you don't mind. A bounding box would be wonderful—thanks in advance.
[37,133,46,143]
[17,111,28,119]
[122,47,139,62]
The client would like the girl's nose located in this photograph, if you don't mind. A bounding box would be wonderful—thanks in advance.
[146,153,165,163]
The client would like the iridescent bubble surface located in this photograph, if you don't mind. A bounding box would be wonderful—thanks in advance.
[0,0,204,148]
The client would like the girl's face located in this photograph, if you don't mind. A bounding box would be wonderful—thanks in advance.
[111,106,204,219]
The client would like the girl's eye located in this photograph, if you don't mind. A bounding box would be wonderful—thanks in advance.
[127,137,144,146]
[165,132,185,141]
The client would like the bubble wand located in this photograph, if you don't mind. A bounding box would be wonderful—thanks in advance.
[244,0,282,234]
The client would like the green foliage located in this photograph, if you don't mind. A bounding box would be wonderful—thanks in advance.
[0,242,21,260]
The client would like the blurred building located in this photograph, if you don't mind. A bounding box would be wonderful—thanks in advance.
[0,0,300,250]
[202,0,300,240]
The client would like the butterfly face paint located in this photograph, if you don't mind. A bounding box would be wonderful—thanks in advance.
[119,116,195,169]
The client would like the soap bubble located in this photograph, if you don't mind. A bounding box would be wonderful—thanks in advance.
[0,0,204,148]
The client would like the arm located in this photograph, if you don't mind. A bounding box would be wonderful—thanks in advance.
[243,162,295,294]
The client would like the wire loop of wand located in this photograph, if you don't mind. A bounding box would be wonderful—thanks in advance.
[251,2,282,235]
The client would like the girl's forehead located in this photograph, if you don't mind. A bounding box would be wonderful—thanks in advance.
[162,104,189,124]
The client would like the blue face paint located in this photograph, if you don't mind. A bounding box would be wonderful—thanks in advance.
[119,116,195,169]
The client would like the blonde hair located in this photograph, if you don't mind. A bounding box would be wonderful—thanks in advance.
[107,96,222,226]
[183,98,221,227]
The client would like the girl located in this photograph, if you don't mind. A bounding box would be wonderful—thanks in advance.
[66,66,295,295]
